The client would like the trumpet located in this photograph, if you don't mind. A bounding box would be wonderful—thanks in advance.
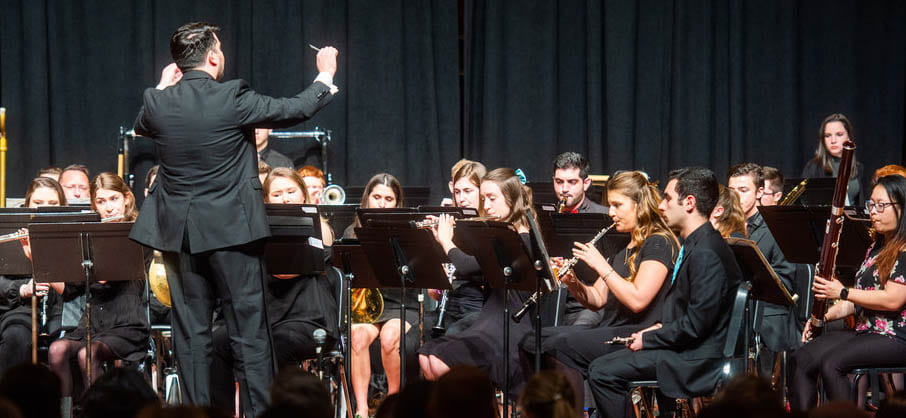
[556,197,567,213]
[322,184,346,204]
[512,222,615,322]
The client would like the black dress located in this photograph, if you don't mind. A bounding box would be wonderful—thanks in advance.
[535,234,677,374]
[419,233,534,395]
[801,157,864,205]
[61,280,149,362]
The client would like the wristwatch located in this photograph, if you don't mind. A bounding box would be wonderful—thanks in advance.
[840,287,849,300]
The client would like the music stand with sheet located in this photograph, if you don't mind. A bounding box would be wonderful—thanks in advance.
[0,210,100,276]
[453,219,539,410]
[354,219,452,388]
[0,210,101,363]
[264,204,324,275]
[28,221,146,382]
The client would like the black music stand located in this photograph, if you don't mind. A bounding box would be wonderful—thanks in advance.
[453,220,538,411]
[318,204,358,241]
[28,222,146,382]
[726,237,799,397]
[354,221,452,388]
[0,211,101,363]
[264,204,324,275]
[759,206,872,268]
[0,210,100,275]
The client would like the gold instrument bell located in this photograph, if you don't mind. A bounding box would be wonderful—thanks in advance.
[148,250,172,307]
[350,288,383,324]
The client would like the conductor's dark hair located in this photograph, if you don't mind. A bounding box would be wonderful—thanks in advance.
[668,167,719,217]
[552,152,589,179]
[170,22,221,72]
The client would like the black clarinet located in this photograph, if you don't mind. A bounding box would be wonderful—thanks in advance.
[431,263,457,337]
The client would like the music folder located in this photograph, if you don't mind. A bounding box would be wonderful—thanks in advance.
[264,203,324,275]
[725,237,797,307]
[759,205,871,268]
[452,220,539,292]
[0,210,100,276]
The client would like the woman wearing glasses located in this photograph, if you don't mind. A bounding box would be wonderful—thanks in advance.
[789,174,906,410]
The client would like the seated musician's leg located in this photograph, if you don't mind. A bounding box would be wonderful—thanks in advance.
[0,323,32,375]
[76,340,115,387]
[379,318,411,395]
[425,355,451,380]
[587,349,659,418]
[820,332,906,402]
[351,323,380,418]
[48,339,80,396]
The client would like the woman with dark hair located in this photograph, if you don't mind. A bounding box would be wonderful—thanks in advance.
[522,171,679,407]
[789,174,906,410]
[211,167,338,413]
[0,178,66,375]
[344,173,417,418]
[46,173,149,398]
[419,168,537,397]
[801,113,865,205]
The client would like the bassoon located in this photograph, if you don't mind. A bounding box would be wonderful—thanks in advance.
[808,139,856,336]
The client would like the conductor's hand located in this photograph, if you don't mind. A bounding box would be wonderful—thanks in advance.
[156,63,183,90]
[316,47,339,78]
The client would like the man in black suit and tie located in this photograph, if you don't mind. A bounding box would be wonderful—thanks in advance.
[587,167,743,418]
[131,22,338,416]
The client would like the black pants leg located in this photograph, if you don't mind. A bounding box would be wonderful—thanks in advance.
[164,241,274,418]
[588,349,660,418]
[0,323,32,375]
[789,330,906,411]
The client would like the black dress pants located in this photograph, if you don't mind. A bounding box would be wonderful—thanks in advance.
[162,240,274,418]
[788,330,906,411]
[0,321,31,375]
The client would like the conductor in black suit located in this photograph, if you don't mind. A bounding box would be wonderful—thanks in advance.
[587,167,743,418]
[130,22,338,416]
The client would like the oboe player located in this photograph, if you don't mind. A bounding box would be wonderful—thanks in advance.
[523,171,679,408]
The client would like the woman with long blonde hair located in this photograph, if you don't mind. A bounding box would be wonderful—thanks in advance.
[526,170,679,407]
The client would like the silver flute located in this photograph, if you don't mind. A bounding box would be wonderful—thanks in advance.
[512,222,615,322]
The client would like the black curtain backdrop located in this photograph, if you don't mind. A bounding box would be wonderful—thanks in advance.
[0,0,459,205]
[464,0,905,186]
[1,0,904,206]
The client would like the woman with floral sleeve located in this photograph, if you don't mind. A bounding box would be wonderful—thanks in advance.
[789,174,906,411]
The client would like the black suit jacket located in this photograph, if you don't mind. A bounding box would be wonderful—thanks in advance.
[641,222,743,397]
[748,212,802,351]
[131,71,333,253]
